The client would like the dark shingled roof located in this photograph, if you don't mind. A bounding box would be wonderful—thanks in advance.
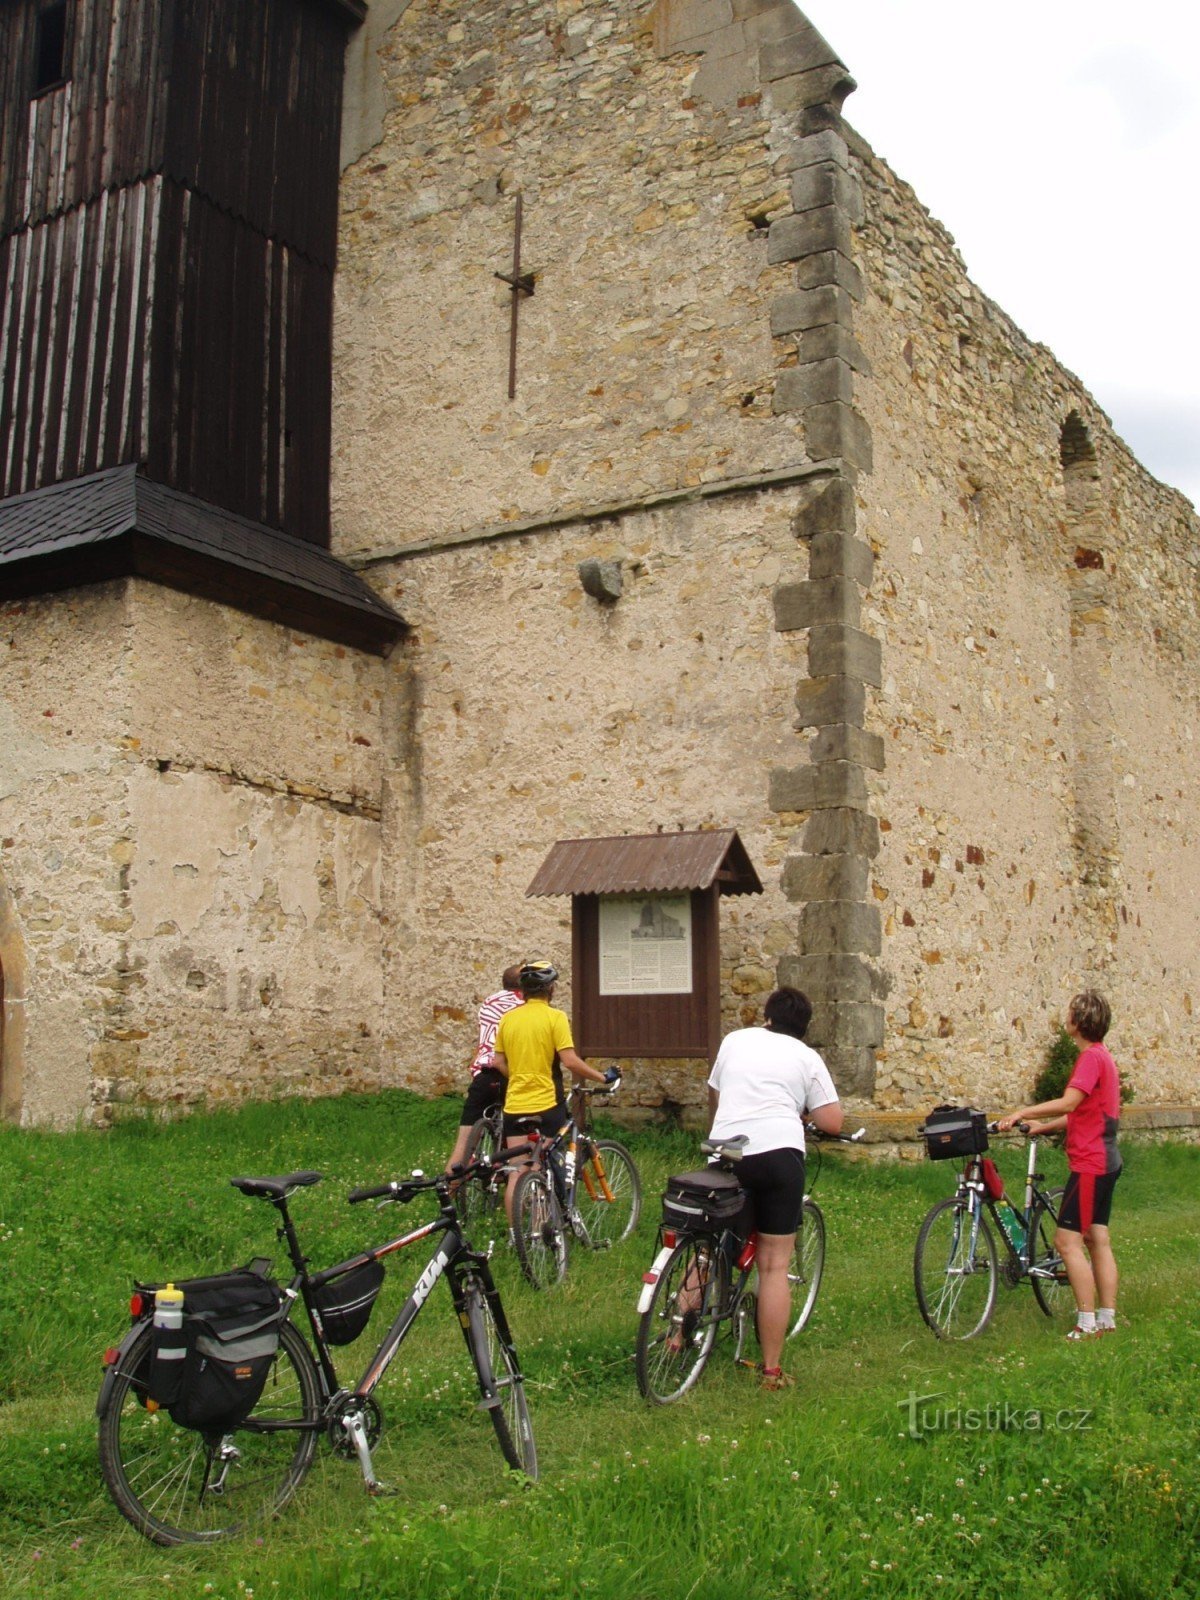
[526,830,763,898]
[0,466,405,654]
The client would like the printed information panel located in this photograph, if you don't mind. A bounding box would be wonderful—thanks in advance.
[598,895,693,995]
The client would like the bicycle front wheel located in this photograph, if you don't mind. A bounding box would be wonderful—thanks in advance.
[635,1236,727,1404]
[455,1109,504,1229]
[98,1318,322,1546]
[462,1278,538,1478]
[914,1197,998,1340]
[1029,1189,1071,1318]
[787,1199,826,1337]
[512,1169,568,1289]
[577,1139,642,1247]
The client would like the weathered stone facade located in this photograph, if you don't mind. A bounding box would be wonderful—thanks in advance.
[2,0,1197,1124]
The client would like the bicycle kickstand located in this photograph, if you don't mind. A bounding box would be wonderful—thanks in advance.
[340,1405,391,1496]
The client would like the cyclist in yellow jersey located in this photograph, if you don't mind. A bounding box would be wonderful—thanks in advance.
[493,960,617,1222]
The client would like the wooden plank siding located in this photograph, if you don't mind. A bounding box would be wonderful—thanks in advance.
[0,0,355,543]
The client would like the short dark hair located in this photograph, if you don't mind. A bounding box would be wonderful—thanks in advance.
[763,986,813,1041]
[502,964,523,992]
[1069,989,1111,1043]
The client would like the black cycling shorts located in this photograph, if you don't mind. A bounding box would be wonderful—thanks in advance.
[503,1102,568,1142]
[733,1146,807,1236]
[1057,1167,1120,1232]
[460,1068,505,1127]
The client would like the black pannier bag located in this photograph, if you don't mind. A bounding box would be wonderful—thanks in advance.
[310,1257,384,1346]
[662,1168,746,1232]
[147,1269,284,1434]
[921,1105,989,1161]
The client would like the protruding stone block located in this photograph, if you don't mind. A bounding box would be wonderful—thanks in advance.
[770,762,868,813]
[809,1001,885,1049]
[817,1043,877,1096]
[809,529,874,586]
[804,401,873,471]
[652,0,735,55]
[769,64,856,114]
[794,478,857,540]
[578,558,623,602]
[804,808,881,858]
[795,323,871,374]
[785,128,850,172]
[791,163,861,220]
[773,358,855,413]
[759,25,844,81]
[811,723,885,769]
[781,852,869,902]
[768,206,852,264]
[774,576,861,631]
[770,284,854,336]
[777,952,876,1003]
[808,624,882,686]
[795,250,864,300]
[794,675,866,728]
[800,899,881,956]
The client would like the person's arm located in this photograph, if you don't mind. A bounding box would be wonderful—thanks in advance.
[560,1047,608,1085]
[997,1087,1082,1132]
[809,1099,843,1135]
[708,1087,719,1120]
[493,1051,509,1079]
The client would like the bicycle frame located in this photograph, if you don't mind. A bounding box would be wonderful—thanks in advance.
[957,1135,1060,1271]
[517,1088,620,1222]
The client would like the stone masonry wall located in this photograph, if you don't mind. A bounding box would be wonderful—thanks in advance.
[0,581,395,1124]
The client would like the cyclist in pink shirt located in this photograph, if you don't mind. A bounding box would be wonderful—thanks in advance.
[999,990,1122,1340]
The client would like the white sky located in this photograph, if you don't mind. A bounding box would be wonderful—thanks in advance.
[799,1,1200,512]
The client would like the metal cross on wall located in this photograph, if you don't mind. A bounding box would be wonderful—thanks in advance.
[494,193,536,400]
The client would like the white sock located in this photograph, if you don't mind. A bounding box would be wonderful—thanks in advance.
[1077,1311,1096,1332]
[1096,1308,1116,1329]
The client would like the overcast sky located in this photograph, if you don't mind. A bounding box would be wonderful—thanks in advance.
[800,1,1200,512]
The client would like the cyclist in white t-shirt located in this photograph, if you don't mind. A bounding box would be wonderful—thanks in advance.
[708,986,843,1390]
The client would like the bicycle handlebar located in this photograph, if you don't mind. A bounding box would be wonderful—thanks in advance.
[350,1142,539,1206]
[804,1123,866,1144]
[987,1119,1032,1135]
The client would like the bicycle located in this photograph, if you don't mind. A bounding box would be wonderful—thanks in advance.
[96,1146,537,1546]
[454,1100,505,1230]
[634,1124,862,1404]
[510,1080,642,1289]
[913,1117,1071,1340]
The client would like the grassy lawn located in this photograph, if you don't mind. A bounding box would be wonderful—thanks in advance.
[0,1092,1196,1599]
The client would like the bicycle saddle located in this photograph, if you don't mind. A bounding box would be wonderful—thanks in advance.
[230,1171,324,1198]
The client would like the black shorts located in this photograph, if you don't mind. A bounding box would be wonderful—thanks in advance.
[460,1068,505,1128]
[731,1146,807,1237]
[502,1103,568,1143]
[1057,1168,1120,1232]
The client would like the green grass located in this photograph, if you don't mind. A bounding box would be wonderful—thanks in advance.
[1,1094,1197,1599]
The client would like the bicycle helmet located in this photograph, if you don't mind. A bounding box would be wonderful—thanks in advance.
[518,959,558,994]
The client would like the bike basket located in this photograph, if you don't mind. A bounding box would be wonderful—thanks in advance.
[920,1105,989,1161]
[146,1270,285,1434]
[310,1257,384,1346]
[662,1168,746,1231]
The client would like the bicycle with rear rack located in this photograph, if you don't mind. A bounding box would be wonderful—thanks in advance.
[509,1079,642,1289]
[634,1123,863,1404]
[454,1101,506,1230]
[96,1145,536,1546]
[913,1106,1071,1340]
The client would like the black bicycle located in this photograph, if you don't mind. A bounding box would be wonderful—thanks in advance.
[634,1125,862,1404]
[97,1148,536,1546]
[510,1081,642,1289]
[454,1101,505,1230]
[914,1116,1071,1339]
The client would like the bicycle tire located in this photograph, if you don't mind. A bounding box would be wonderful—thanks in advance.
[455,1108,504,1229]
[787,1198,826,1337]
[512,1169,568,1289]
[462,1278,538,1478]
[576,1139,642,1247]
[914,1196,998,1340]
[635,1236,727,1404]
[98,1318,322,1546]
[1028,1189,1071,1318]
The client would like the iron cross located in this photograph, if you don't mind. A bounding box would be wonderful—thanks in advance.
[494,193,536,400]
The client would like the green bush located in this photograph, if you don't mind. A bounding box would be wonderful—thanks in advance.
[1034,1026,1133,1103]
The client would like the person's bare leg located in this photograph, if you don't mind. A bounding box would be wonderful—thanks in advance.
[444,1123,473,1175]
[753,1232,797,1374]
[1055,1226,1096,1314]
[1085,1223,1118,1312]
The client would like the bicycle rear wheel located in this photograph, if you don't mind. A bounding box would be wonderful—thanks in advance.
[1029,1189,1071,1318]
[512,1169,568,1289]
[462,1278,537,1478]
[914,1196,998,1340]
[576,1139,642,1247]
[98,1318,322,1546]
[635,1236,727,1404]
[787,1198,826,1337]
[455,1107,504,1229]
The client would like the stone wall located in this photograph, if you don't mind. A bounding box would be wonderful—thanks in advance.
[0,581,395,1123]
